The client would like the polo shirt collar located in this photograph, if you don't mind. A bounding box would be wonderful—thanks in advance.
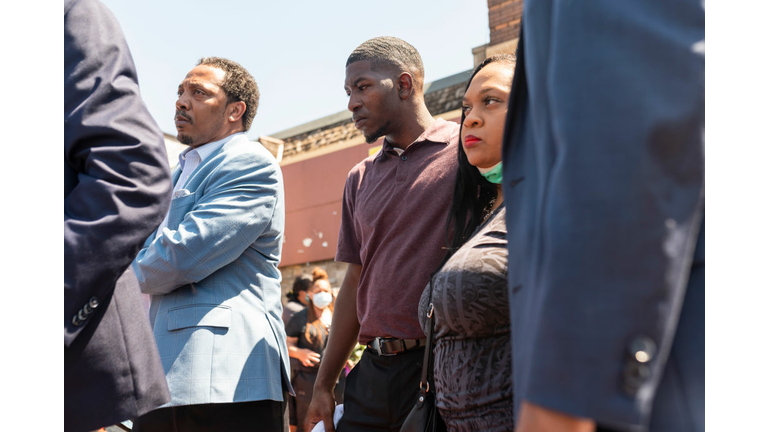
[375,118,453,162]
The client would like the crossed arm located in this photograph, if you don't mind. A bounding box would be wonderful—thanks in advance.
[133,153,280,294]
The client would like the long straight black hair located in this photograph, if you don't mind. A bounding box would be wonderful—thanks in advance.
[443,54,517,262]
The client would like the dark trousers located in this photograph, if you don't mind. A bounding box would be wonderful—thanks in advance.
[336,347,423,432]
[131,398,288,432]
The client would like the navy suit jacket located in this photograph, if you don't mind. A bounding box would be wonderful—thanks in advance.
[64,0,172,429]
[502,1,704,431]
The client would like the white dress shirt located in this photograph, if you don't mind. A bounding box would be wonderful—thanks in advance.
[154,133,244,239]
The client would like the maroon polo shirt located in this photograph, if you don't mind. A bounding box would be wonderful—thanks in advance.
[336,118,460,344]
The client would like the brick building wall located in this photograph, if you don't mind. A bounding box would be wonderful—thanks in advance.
[488,0,523,46]
[424,82,469,116]
[281,118,361,159]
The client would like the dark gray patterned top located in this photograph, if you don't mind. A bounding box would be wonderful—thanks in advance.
[419,206,513,431]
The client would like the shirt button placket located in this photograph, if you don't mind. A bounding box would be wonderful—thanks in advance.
[396,153,408,183]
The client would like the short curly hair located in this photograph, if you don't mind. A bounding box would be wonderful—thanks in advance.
[346,36,425,90]
[198,56,259,131]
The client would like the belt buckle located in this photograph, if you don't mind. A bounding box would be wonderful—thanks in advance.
[370,337,383,356]
[371,337,398,356]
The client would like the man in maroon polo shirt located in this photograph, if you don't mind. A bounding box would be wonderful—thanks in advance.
[304,37,460,432]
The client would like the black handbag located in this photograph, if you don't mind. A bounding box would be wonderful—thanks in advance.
[400,278,446,432]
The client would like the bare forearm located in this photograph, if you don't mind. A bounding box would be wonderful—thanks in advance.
[314,263,361,391]
[287,338,300,359]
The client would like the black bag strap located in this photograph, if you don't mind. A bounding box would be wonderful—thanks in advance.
[418,276,436,400]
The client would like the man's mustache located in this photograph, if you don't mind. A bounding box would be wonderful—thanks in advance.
[175,110,192,124]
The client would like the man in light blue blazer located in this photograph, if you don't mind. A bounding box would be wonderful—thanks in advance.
[132,57,292,431]
[502,1,704,431]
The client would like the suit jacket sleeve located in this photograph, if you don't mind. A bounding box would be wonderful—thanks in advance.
[64,0,172,347]
[508,0,704,428]
[132,149,281,295]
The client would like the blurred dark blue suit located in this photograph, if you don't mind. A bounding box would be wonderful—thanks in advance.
[64,0,172,430]
[501,1,704,431]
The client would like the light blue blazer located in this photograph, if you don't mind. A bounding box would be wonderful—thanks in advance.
[132,133,292,407]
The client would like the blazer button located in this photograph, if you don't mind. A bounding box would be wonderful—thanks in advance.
[89,297,100,309]
[72,315,83,326]
[622,336,657,396]
[628,336,656,363]
[78,309,88,321]
[622,362,650,395]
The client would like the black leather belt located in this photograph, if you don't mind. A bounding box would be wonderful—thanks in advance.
[366,337,427,356]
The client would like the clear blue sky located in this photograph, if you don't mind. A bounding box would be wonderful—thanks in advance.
[99,0,490,140]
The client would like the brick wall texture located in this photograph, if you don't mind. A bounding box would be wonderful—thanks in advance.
[488,0,523,45]
[424,82,469,117]
[281,119,361,159]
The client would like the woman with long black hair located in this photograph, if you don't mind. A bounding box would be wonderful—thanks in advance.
[418,54,516,431]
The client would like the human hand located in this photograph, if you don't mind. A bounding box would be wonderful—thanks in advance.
[304,388,336,432]
[296,348,321,367]
[516,401,596,432]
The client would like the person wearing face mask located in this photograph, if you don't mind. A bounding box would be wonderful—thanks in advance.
[417,54,516,431]
[286,268,337,432]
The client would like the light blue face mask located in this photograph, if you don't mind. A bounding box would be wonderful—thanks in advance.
[312,292,333,309]
[478,162,503,184]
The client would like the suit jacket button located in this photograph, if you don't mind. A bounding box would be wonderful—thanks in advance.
[89,297,100,309]
[72,315,83,326]
[78,309,88,321]
[628,336,656,363]
[622,362,650,395]
[622,336,656,396]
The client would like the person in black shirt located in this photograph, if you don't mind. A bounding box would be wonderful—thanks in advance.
[283,274,313,325]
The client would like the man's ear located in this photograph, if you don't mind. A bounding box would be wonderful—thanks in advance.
[397,73,415,100]
[227,100,246,124]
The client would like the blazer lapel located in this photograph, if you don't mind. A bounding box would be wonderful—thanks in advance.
[176,133,244,192]
[142,164,182,245]
[171,164,182,188]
